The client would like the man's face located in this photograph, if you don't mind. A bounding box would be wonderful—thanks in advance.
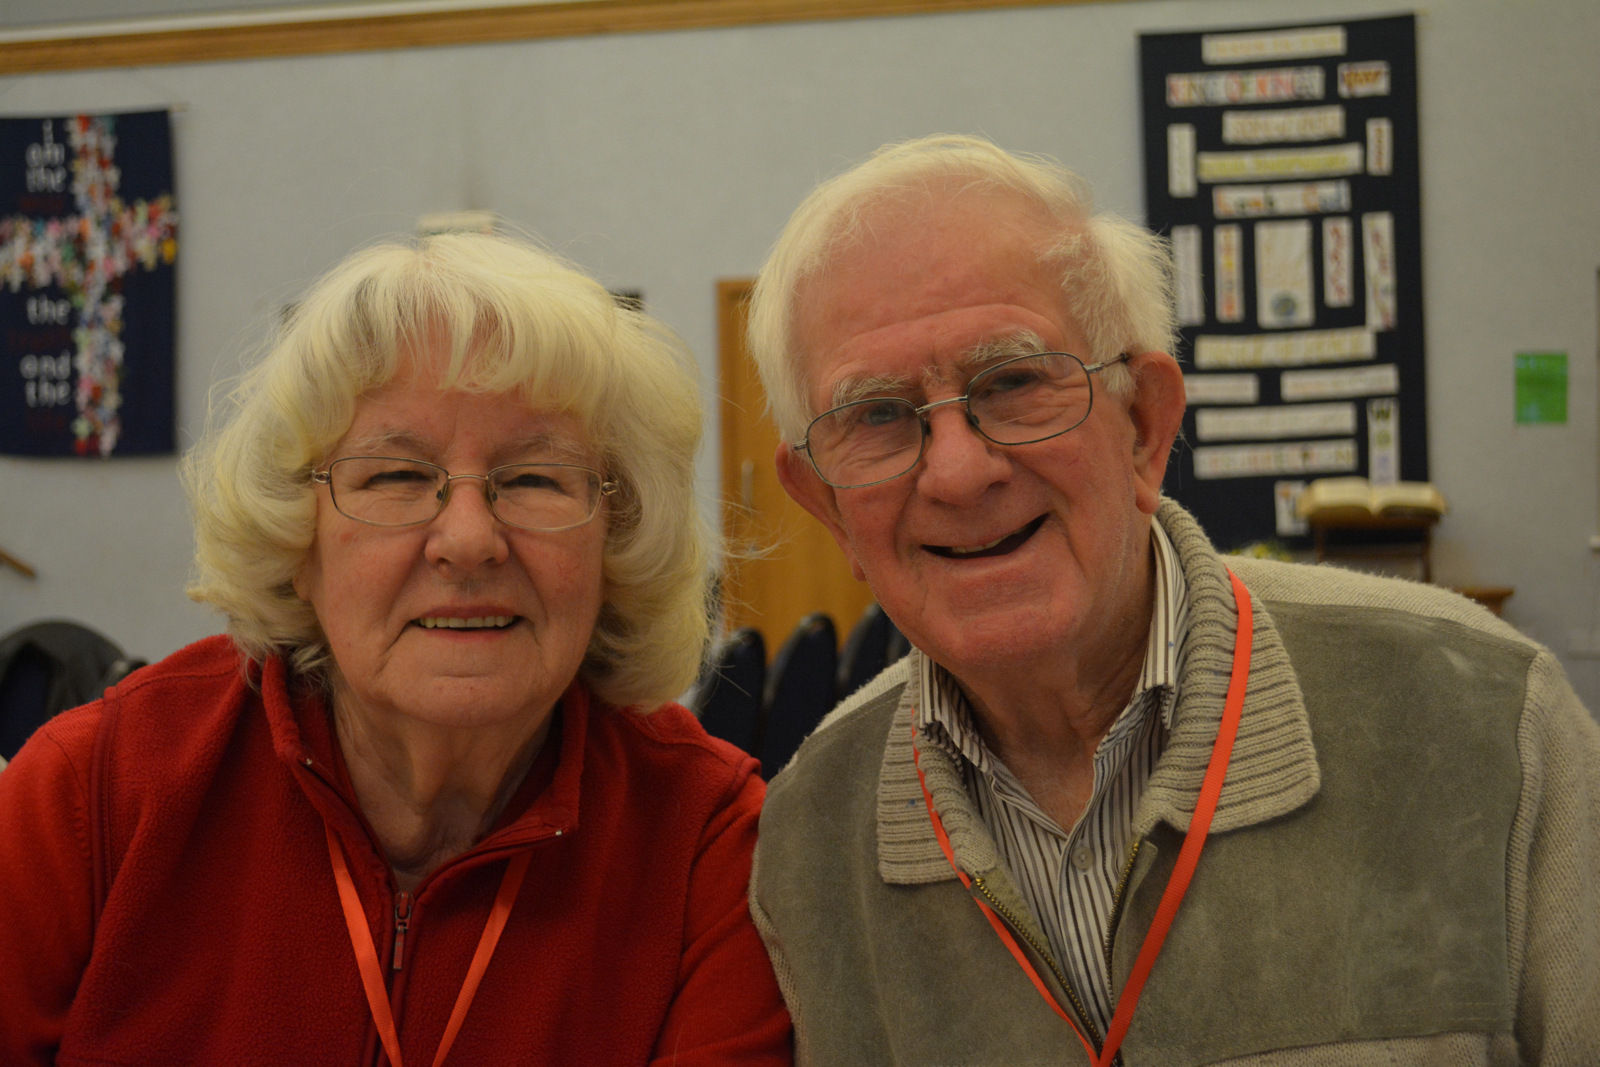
[776,190,1183,694]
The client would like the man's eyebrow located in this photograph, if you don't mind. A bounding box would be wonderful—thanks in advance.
[829,373,917,409]
[823,331,1052,410]
[956,331,1050,375]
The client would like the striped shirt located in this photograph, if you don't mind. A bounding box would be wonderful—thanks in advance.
[914,521,1189,1038]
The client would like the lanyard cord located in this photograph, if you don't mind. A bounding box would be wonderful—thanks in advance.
[325,823,532,1067]
[910,567,1254,1067]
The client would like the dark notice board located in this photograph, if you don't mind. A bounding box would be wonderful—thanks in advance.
[1139,14,1425,549]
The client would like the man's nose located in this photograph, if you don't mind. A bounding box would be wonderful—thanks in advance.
[913,404,1009,502]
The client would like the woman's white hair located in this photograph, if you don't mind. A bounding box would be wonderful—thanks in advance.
[182,230,711,709]
[747,133,1178,441]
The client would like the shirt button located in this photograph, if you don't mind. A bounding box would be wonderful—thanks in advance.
[1071,844,1094,872]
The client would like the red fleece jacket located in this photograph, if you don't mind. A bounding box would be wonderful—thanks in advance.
[0,636,792,1066]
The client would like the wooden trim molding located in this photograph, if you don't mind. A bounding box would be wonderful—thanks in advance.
[1,0,1091,75]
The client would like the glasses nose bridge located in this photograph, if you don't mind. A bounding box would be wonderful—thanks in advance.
[434,470,499,515]
[913,392,983,438]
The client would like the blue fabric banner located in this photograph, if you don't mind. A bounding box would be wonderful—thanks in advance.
[0,110,178,457]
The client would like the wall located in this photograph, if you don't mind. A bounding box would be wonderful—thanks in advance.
[2,0,1598,710]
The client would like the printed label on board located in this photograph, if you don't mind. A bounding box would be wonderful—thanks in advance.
[1213,224,1244,323]
[1193,439,1358,480]
[1195,401,1356,441]
[1367,396,1399,484]
[1338,60,1391,98]
[1184,372,1260,405]
[1362,211,1398,330]
[1255,220,1315,329]
[1221,105,1345,145]
[1321,216,1354,308]
[1194,326,1376,369]
[1366,117,1393,175]
[1196,143,1363,183]
[1172,224,1204,325]
[1214,180,1351,219]
[1167,123,1197,197]
[1276,480,1310,536]
[1167,66,1325,107]
[1280,363,1399,401]
[1202,26,1347,64]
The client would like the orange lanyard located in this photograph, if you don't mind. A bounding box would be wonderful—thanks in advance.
[910,568,1253,1067]
[324,823,531,1067]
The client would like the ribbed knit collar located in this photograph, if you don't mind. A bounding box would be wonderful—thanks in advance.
[874,497,1322,886]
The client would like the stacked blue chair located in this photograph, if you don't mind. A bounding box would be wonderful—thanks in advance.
[758,613,837,780]
[835,602,910,702]
[0,619,144,761]
[688,627,766,758]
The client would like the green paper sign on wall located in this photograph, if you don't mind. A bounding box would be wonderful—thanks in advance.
[1514,352,1567,425]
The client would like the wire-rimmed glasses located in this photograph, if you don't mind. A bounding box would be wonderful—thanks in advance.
[311,456,618,532]
[794,351,1129,489]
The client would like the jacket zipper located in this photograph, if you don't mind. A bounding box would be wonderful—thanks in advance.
[297,752,563,1061]
[970,873,1104,1050]
[392,890,413,971]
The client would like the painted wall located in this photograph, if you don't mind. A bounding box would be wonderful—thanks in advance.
[2,0,1598,710]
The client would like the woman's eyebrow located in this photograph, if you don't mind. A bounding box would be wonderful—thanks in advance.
[496,433,593,465]
[334,428,434,457]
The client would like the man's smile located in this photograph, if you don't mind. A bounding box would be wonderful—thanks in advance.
[924,514,1046,559]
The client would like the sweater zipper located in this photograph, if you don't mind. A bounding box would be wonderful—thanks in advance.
[392,890,413,971]
[970,873,1104,1049]
[1094,839,1143,1067]
[1103,838,1142,979]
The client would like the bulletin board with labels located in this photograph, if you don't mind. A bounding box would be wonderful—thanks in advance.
[1139,13,1425,550]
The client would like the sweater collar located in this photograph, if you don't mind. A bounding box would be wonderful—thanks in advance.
[876,498,1322,885]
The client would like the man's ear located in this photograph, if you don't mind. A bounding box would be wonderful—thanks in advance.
[1124,351,1187,515]
[774,442,866,582]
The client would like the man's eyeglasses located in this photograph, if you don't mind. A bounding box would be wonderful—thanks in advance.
[311,457,618,532]
[794,351,1129,489]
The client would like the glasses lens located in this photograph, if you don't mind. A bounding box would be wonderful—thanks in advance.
[806,398,923,488]
[968,353,1092,445]
[490,464,603,531]
[327,457,445,526]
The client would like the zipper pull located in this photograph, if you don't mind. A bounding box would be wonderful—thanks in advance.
[392,891,412,971]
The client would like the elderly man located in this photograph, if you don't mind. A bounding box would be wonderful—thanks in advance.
[744,134,1600,1065]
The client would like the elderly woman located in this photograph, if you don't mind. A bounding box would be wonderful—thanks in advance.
[0,232,791,1065]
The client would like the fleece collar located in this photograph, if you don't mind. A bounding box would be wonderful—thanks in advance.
[258,656,591,860]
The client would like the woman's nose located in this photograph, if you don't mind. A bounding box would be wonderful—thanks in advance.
[424,475,510,569]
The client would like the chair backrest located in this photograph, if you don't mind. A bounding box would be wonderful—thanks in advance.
[884,619,911,664]
[689,627,767,757]
[836,601,898,701]
[0,619,144,760]
[839,602,912,683]
[760,612,838,780]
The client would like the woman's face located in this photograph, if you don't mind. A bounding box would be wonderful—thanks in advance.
[293,354,607,736]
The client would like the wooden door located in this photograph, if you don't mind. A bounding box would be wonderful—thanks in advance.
[716,278,875,653]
